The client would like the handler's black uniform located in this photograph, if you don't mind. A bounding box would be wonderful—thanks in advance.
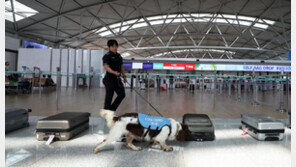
[102,51,125,111]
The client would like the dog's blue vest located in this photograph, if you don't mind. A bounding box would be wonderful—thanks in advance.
[138,113,171,137]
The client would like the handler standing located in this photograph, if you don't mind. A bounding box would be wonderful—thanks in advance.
[102,39,127,111]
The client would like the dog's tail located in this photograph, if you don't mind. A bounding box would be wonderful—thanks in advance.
[100,109,116,128]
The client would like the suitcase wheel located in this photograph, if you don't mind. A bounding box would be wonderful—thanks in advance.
[265,137,280,141]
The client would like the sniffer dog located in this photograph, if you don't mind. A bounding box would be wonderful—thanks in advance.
[93,109,191,154]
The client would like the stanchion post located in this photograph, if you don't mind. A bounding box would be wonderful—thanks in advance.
[135,71,138,112]
[38,71,42,94]
[277,71,286,112]
[31,72,34,94]
[214,71,217,95]
[56,67,61,113]
[66,48,69,88]
[147,74,150,101]
[219,78,223,94]
[228,79,231,97]
[286,72,291,128]
[252,70,259,105]
[237,78,241,101]
[201,74,204,91]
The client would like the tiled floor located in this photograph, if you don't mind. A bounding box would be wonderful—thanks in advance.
[5,117,291,167]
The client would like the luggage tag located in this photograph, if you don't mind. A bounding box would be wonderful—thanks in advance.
[46,135,55,145]
[241,127,248,136]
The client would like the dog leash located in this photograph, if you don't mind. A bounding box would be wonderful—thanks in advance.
[118,76,163,117]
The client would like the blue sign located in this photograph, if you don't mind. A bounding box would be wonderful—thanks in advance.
[143,63,153,69]
[24,40,48,49]
[288,50,291,61]
[123,62,132,69]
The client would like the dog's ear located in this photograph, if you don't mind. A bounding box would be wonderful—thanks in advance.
[177,123,191,142]
[182,124,191,136]
[176,130,187,142]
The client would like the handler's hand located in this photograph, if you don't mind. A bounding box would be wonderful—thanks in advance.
[114,72,121,76]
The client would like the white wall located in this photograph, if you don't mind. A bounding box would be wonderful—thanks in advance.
[5,36,21,71]
[5,52,17,71]
[51,49,60,83]
[90,50,106,87]
[18,48,51,71]
[69,49,75,87]
[5,36,20,51]
[61,49,68,87]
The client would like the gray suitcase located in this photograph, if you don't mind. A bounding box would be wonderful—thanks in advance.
[241,114,285,141]
[36,112,90,141]
[5,108,31,133]
[183,114,215,141]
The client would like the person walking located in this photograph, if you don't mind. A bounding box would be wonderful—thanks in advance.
[102,39,127,111]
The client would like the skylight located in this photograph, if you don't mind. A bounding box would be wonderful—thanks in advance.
[5,0,38,22]
[96,27,107,33]
[131,22,148,29]
[99,31,112,36]
[253,23,268,29]
[150,20,164,25]
[96,13,276,37]
[121,52,131,57]
[150,49,236,58]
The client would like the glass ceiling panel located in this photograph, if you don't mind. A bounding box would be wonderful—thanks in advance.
[97,13,276,37]
[5,0,38,22]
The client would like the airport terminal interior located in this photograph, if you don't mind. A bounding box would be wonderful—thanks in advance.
[5,0,291,166]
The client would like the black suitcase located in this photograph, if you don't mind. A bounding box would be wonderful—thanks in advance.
[5,108,31,133]
[183,114,215,141]
[36,112,90,141]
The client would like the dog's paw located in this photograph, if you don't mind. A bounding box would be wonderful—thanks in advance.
[163,147,173,152]
[93,148,99,154]
[132,146,142,151]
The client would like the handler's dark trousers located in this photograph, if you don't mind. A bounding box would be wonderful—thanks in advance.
[103,78,126,111]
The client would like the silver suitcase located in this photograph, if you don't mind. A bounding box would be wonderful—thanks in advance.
[36,112,90,141]
[241,114,285,141]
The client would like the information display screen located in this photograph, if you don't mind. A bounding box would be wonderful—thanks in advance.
[143,63,153,69]
[24,40,48,49]
[122,62,290,72]
[123,62,132,69]
[132,62,143,69]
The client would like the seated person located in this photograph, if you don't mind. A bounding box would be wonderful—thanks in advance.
[8,74,19,82]
[45,75,56,87]
[41,75,47,86]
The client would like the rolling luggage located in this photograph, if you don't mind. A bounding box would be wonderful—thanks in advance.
[183,114,215,141]
[241,114,285,141]
[5,108,31,133]
[36,112,90,141]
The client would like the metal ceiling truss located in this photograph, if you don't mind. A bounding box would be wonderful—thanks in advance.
[6,0,290,60]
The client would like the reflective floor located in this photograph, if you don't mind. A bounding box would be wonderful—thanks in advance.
[5,87,290,119]
[5,117,291,167]
[5,87,291,167]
